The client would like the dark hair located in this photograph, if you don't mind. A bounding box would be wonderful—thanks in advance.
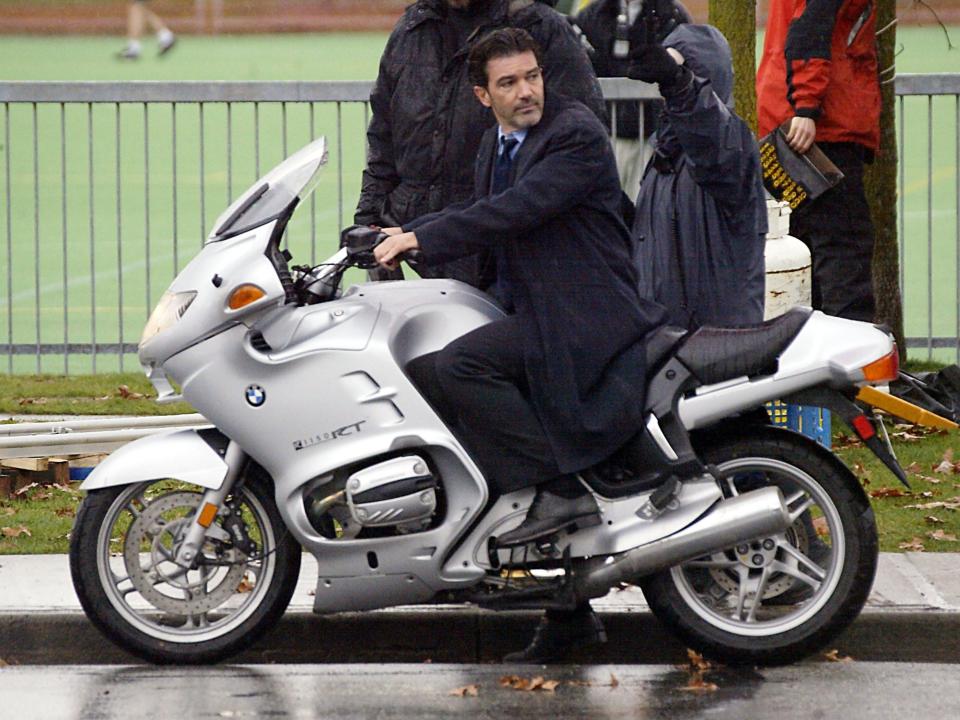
[467,28,544,88]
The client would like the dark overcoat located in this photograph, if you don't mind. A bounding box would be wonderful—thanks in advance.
[409,95,668,473]
[355,0,605,286]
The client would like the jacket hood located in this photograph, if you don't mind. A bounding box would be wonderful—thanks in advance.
[663,23,734,110]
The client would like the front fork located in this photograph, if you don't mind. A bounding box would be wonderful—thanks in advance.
[173,441,247,568]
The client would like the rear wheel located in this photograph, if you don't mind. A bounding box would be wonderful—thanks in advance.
[70,466,301,664]
[640,427,877,665]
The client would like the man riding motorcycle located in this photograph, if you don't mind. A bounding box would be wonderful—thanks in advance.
[374,26,669,660]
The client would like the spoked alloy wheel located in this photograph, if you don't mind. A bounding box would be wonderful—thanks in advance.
[641,427,878,666]
[70,467,300,664]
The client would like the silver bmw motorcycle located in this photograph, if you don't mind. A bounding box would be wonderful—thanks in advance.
[70,137,908,665]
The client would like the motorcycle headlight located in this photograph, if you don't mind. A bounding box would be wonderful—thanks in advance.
[140,291,197,348]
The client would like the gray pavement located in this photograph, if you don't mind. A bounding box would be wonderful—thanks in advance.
[3,663,960,720]
[2,553,960,665]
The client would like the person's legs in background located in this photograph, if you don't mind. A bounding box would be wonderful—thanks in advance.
[118,1,176,60]
[790,142,876,323]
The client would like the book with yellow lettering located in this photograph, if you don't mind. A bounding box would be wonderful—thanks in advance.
[758,121,844,210]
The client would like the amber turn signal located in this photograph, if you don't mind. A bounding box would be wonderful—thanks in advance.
[861,347,899,382]
[227,284,266,310]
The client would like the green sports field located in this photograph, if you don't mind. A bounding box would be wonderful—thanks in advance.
[0,29,959,373]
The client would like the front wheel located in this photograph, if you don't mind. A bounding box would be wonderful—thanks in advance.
[640,427,878,666]
[70,465,301,664]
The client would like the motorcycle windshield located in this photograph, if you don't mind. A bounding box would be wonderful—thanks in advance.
[208,136,328,242]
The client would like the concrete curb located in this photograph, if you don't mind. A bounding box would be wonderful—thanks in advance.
[3,552,960,665]
[3,608,960,665]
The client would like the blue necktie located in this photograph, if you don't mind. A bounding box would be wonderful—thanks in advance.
[491,136,519,195]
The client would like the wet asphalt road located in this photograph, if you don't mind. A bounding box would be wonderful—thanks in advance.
[0,662,955,720]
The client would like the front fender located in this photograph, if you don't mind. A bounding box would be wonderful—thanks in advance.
[80,429,229,491]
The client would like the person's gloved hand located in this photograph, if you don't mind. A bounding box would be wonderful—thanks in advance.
[626,44,690,95]
[626,10,651,56]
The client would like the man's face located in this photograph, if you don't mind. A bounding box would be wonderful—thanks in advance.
[445,0,473,9]
[473,51,545,134]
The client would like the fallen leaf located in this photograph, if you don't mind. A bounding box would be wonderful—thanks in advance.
[812,516,830,537]
[898,537,926,551]
[823,649,853,663]
[906,462,922,474]
[0,657,8,668]
[117,384,145,400]
[609,673,619,688]
[17,397,47,406]
[235,574,256,593]
[869,487,908,499]
[14,483,38,497]
[686,648,712,672]
[499,675,559,692]
[919,475,942,485]
[1,525,31,538]
[32,492,53,501]
[835,432,863,448]
[927,530,958,542]
[54,508,76,518]
[892,431,923,442]
[925,515,946,525]
[679,676,718,693]
[933,460,955,474]
[903,497,960,511]
[944,448,955,462]
[449,684,479,697]
[0,508,15,516]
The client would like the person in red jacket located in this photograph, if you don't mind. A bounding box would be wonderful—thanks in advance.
[757,0,880,322]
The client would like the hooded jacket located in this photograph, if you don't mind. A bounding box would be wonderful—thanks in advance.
[632,24,767,329]
[756,0,880,151]
[355,0,605,286]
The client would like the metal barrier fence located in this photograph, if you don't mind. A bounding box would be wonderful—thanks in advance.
[896,74,960,361]
[0,76,957,373]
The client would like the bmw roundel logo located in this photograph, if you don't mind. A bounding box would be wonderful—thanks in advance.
[245,384,266,407]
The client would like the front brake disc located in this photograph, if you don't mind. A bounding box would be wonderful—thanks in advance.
[123,491,247,615]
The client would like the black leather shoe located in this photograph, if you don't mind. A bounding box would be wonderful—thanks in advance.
[495,486,601,548]
[503,608,607,664]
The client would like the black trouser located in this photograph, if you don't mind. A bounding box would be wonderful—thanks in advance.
[416,316,565,495]
[790,142,876,323]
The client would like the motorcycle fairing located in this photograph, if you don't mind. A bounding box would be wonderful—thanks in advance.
[79,428,228,491]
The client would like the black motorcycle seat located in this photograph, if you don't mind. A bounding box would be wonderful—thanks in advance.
[645,325,689,374]
[675,307,813,386]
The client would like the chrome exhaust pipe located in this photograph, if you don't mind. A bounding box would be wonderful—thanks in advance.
[575,486,791,601]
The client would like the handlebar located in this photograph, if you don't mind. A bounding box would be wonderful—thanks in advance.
[341,224,422,270]
[293,225,426,305]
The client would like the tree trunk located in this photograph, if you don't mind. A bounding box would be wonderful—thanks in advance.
[863,0,905,358]
[707,0,757,133]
